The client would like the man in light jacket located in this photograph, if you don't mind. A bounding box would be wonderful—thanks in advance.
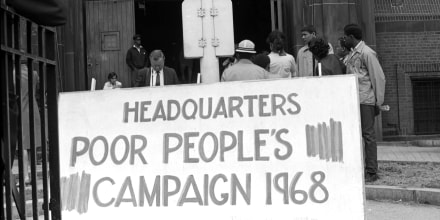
[343,24,386,182]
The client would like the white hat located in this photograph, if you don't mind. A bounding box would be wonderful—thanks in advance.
[235,39,256,53]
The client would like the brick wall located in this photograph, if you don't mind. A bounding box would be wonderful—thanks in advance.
[376,31,440,135]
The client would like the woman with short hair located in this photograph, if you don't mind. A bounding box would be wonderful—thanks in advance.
[308,37,344,76]
[103,72,122,90]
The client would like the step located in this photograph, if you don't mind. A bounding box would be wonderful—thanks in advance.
[3,180,48,219]
[23,216,45,220]
[3,181,47,218]
[4,198,45,219]
[12,171,45,181]
[3,179,49,219]
[12,163,46,181]
[3,179,46,201]
[23,180,46,200]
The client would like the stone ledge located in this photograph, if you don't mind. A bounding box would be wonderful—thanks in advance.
[378,139,440,147]
[410,139,440,147]
[366,185,440,206]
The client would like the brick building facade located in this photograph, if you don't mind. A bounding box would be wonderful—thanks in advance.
[374,0,440,136]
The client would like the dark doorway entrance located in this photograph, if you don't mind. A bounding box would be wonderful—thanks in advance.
[232,0,271,53]
[134,0,271,84]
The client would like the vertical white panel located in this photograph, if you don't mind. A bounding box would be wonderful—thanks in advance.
[277,0,283,31]
[270,0,276,30]
[182,0,204,58]
[212,0,234,57]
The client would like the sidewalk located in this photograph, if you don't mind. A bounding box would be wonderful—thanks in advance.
[378,144,440,163]
[366,141,440,205]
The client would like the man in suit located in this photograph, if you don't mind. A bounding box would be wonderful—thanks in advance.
[135,50,179,87]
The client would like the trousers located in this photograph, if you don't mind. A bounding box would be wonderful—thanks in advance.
[360,104,377,174]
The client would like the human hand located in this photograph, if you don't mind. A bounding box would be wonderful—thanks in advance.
[379,105,390,111]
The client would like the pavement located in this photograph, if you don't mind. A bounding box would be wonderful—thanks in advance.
[378,144,440,162]
[366,200,440,220]
[366,141,440,206]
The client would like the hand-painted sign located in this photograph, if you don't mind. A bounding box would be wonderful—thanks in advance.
[58,75,365,220]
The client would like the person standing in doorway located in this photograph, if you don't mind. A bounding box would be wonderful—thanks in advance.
[266,30,297,78]
[297,25,333,77]
[126,34,149,87]
[135,50,179,87]
[343,24,386,182]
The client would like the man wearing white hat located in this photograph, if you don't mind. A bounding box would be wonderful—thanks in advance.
[221,39,268,82]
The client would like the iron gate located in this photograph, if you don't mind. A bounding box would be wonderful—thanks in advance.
[1,2,61,220]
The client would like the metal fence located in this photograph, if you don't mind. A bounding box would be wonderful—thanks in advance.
[1,2,61,220]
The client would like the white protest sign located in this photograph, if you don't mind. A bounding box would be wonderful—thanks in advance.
[58,75,365,220]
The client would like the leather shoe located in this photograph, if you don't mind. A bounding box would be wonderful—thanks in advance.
[365,173,379,182]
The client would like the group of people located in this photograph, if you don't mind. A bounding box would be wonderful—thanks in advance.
[126,34,179,87]
[221,30,297,81]
[103,34,179,90]
[222,24,386,183]
[221,25,344,82]
[113,24,386,183]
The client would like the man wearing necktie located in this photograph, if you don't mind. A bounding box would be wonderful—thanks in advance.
[134,50,179,87]
[155,70,160,86]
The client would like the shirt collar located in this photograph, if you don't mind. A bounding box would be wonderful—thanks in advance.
[302,45,310,52]
[151,68,163,75]
[352,41,364,53]
[345,41,365,62]
[238,59,253,64]
[133,44,143,49]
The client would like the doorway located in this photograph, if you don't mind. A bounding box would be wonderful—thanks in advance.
[134,0,272,83]
[231,0,271,52]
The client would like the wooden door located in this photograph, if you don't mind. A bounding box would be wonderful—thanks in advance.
[86,0,134,89]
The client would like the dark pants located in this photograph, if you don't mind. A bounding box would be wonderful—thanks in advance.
[130,68,139,87]
[360,104,377,174]
[1,93,19,177]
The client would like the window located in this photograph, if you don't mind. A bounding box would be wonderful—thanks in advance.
[412,78,440,134]
[101,31,120,51]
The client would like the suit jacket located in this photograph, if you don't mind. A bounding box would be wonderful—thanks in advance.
[135,66,179,87]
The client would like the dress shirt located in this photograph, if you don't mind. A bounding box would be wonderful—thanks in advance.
[150,69,164,87]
